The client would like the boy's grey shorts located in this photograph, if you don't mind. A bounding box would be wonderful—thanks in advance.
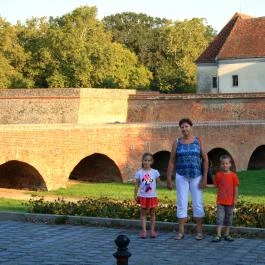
[216,204,234,226]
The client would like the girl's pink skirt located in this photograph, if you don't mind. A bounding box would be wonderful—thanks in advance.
[139,197,158,208]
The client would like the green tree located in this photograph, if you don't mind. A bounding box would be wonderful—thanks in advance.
[159,18,215,93]
[32,6,151,89]
[15,17,51,88]
[104,13,215,93]
[103,12,170,90]
[1,8,214,91]
[0,17,32,88]
[103,12,169,55]
[4,6,151,89]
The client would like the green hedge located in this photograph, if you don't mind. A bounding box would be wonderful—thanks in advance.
[25,197,265,228]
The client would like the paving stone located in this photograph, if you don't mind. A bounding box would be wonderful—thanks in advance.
[0,220,264,265]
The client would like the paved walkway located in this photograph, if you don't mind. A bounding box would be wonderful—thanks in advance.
[0,220,264,265]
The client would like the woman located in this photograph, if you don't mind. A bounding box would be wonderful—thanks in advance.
[167,118,208,240]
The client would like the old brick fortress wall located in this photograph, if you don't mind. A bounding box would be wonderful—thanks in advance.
[0,88,264,190]
[127,93,265,122]
[2,89,265,124]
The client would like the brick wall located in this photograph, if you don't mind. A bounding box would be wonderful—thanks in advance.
[0,88,80,124]
[127,93,265,122]
[77,88,137,124]
[0,122,264,190]
[0,88,264,190]
[1,88,265,125]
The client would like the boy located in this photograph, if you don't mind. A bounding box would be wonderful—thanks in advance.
[207,154,239,242]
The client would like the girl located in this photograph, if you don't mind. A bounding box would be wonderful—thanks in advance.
[134,152,162,239]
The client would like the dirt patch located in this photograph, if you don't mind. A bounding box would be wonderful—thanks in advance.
[0,188,32,201]
[0,186,80,202]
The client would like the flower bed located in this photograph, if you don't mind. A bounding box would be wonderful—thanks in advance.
[26,197,265,228]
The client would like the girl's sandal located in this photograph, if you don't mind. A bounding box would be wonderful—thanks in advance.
[140,231,147,239]
[174,233,184,240]
[195,233,204,240]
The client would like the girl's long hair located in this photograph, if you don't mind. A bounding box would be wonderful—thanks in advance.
[141,152,154,168]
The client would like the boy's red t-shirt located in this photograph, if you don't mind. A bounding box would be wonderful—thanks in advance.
[213,171,239,206]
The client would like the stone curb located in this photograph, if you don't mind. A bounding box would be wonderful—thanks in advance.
[0,211,264,238]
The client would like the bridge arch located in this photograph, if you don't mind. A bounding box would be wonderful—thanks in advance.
[0,160,47,190]
[69,153,122,182]
[248,145,265,170]
[207,148,236,174]
[153,151,170,181]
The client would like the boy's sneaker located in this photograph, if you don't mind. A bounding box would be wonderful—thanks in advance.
[224,235,234,242]
[212,236,221,242]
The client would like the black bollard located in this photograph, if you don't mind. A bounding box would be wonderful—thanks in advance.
[113,235,131,265]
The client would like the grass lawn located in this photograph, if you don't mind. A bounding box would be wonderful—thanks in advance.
[0,169,264,212]
[0,198,27,212]
[30,169,265,204]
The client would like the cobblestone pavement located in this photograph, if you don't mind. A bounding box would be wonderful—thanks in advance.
[0,220,264,265]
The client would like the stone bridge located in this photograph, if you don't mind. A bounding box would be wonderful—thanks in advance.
[0,88,264,190]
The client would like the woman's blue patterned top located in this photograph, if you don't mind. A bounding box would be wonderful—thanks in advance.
[176,137,202,178]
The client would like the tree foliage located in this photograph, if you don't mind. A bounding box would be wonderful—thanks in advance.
[0,6,216,92]
[0,18,31,88]
[0,7,151,89]
[103,12,170,91]
[104,13,216,93]
[158,18,216,93]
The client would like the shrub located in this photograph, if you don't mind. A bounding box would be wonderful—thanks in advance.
[25,197,265,228]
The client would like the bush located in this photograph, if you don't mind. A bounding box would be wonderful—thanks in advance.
[25,197,265,228]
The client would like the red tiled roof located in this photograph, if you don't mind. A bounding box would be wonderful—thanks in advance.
[196,13,265,63]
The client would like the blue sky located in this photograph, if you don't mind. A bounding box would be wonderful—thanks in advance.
[1,0,265,32]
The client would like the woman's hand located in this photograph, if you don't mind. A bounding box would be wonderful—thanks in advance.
[166,140,177,191]
[167,180,173,190]
[199,178,207,189]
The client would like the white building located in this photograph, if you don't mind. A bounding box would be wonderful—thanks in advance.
[196,13,265,93]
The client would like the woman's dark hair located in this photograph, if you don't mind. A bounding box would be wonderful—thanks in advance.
[179,118,193,127]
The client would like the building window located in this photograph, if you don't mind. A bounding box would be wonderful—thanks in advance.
[212,77,217,88]
[232,75,238,86]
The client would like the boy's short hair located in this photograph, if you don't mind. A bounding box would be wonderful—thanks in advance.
[219,154,232,162]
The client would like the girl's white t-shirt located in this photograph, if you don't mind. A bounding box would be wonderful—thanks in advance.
[135,168,160,198]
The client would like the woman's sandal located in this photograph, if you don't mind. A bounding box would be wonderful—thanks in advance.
[195,233,204,240]
[151,232,158,238]
[140,231,147,239]
[212,235,221,242]
[174,233,184,240]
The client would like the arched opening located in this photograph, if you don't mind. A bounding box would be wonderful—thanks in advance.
[248,145,265,170]
[153,151,170,181]
[69,153,122,182]
[207,148,236,174]
[0,160,47,191]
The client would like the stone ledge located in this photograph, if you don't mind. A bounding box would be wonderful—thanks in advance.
[0,211,264,238]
